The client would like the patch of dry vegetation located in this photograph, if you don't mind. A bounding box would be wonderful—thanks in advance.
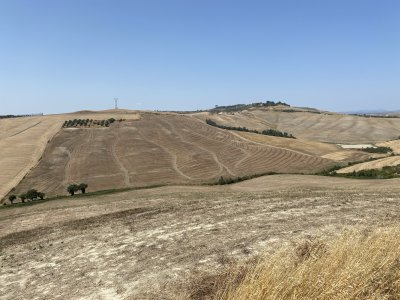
[198,226,400,300]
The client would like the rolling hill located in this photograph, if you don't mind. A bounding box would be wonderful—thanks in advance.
[3,106,400,201]
[12,113,334,197]
[194,108,400,143]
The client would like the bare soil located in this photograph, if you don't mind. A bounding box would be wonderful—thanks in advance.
[1,175,400,299]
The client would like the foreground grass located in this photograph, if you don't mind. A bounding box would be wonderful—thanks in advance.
[190,227,400,300]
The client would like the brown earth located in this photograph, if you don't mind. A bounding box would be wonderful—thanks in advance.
[12,114,334,198]
[1,175,400,299]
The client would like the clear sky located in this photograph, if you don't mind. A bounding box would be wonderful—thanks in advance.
[1,0,399,114]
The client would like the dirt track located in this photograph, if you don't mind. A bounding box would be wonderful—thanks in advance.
[1,175,400,299]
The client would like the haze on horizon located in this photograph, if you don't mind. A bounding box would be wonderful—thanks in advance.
[1,0,399,115]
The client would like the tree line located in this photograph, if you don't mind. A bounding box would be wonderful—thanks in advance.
[210,101,289,113]
[206,119,296,139]
[5,183,88,205]
[67,183,88,196]
[361,146,393,154]
[8,189,46,204]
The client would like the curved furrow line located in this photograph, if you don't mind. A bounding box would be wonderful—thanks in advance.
[158,116,237,177]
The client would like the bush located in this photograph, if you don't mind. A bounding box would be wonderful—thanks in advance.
[8,195,16,204]
[19,194,27,203]
[78,183,88,194]
[26,189,39,201]
[361,146,393,154]
[67,184,79,196]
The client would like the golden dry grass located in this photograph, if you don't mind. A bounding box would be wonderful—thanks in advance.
[2,175,400,299]
[194,110,400,143]
[337,155,400,173]
[209,226,400,300]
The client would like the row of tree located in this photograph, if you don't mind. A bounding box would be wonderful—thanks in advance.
[67,183,88,196]
[206,119,296,139]
[62,118,116,128]
[8,189,46,204]
[210,101,289,113]
[361,146,393,154]
[6,183,88,205]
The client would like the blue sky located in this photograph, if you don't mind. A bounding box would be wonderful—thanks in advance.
[1,0,399,114]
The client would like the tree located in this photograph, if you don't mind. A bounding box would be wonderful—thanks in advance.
[67,184,79,196]
[78,183,88,194]
[218,176,226,185]
[37,192,45,200]
[20,194,27,203]
[9,195,16,204]
[26,189,39,201]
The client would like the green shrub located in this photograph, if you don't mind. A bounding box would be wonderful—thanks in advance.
[8,195,16,204]
[361,147,393,154]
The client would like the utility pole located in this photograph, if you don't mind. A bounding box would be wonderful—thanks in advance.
[114,98,119,109]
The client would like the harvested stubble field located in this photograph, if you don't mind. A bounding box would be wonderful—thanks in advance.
[0,116,63,201]
[1,175,400,299]
[13,114,334,197]
[195,109,400,143]
[336,155,400,173]
[0,111,140,202]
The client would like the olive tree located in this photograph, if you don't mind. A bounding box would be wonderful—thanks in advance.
[67,184,79,196]
[78,183,88,194]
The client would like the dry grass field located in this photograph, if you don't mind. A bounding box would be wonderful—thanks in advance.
[0,111,140,202]
[211,226,400,300]
[5,109,397,202]
[336,155,400,173]
[232,131,372,162]
[1,175,400,299]
[12,113,334,198]
[377,139,400,154]
[0,116,63,201]
[194,109,400,143]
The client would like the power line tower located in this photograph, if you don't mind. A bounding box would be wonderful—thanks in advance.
[114,98,119,109]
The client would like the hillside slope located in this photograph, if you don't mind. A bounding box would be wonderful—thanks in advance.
[0,116,63,201]
[13,114,334,196]
[194,110,400,143]
[0,111,140,201]
[2,175,400,299]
